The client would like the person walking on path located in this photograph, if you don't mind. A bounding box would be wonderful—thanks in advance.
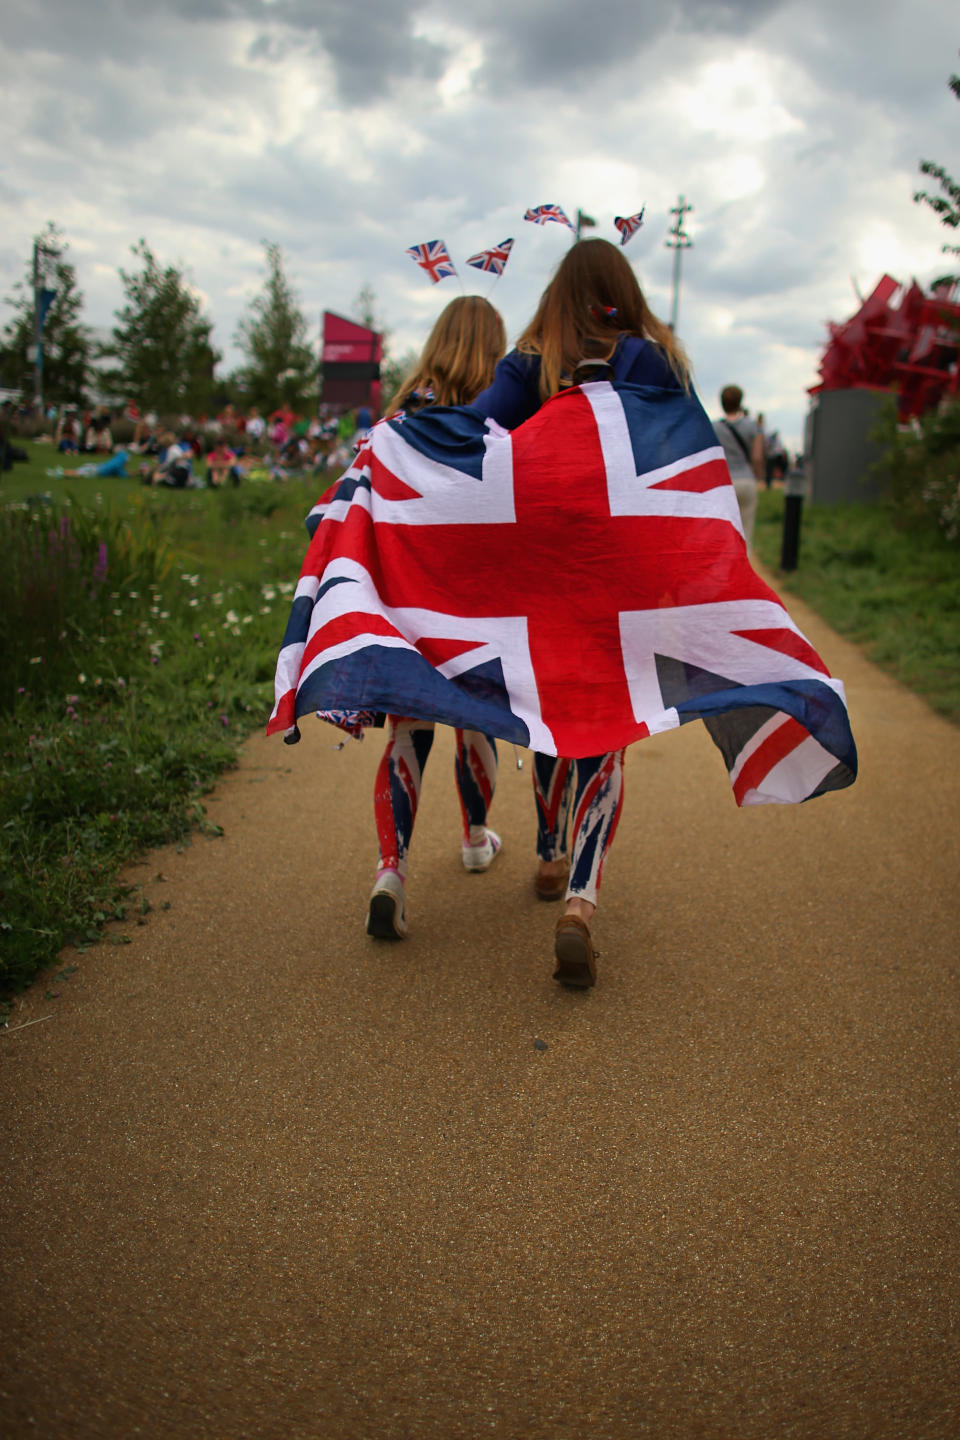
[713,384,765,548]
[364,296,509,941]
[470,237,691,986]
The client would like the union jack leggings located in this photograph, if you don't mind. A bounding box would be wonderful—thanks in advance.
[532,750,625,907]
[374,718,498,878]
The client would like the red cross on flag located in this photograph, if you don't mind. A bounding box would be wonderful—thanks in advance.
[405,239,457,283]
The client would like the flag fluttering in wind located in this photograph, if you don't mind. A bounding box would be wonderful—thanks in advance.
[576,209,597,232]
[268,380,858,811]
[523,204,575,232]
[614,209,646,247]
[405,239,457,283]
[465,239,515,275]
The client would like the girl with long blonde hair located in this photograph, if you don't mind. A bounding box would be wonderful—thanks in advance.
[388,294,507,415]
[366,296,508,941]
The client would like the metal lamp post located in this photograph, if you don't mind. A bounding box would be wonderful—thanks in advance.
[665,195,694,332]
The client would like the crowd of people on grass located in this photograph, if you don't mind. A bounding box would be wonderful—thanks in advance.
[20,381,794,508]
[33,398,372,488]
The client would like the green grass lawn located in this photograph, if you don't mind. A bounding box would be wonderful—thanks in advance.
[1,441,327,997]
[753,487,960,724]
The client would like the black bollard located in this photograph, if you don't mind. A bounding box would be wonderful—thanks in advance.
[780,472,806,571]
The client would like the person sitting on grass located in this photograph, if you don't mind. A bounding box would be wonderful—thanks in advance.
[55,406,82,453]
[206,438,239,487]
[141,432,194,487]
[307,434,332,473]
[130,415,161,454]
[84,411,113,453]
[270,432,309,481]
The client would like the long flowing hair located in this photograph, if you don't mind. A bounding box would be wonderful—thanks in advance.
[388,296,507,414]
[515,238,690,400]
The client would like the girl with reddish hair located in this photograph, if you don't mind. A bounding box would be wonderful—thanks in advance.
[471,238,690,986]
[475,236,689,427]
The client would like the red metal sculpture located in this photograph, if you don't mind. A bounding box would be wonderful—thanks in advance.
[810,276,960,419]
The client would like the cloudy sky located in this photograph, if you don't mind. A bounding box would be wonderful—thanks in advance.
[2,0,957,447]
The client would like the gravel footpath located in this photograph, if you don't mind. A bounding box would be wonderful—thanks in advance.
[2,586,958,1440]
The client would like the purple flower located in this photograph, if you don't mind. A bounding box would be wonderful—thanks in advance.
[93,542,108,583]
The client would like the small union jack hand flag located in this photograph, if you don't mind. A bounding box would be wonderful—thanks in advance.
[614,209,646,247]
[465,238,515,275]
[523,204,575,232]
[406,239,458,283]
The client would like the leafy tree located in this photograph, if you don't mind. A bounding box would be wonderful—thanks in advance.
[350,283,416,409]
[380,347,419,408]
[101,240,220,415]
[353,283,385,336]
[234,242,316,412]
[915,70,960,287]
[0,222,91,404]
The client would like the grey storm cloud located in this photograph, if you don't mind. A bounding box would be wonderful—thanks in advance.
[465,0,787,89]
[4,0,450,103]
[240,0,450,101]
[147,0,787,98]
[1,0,795,108]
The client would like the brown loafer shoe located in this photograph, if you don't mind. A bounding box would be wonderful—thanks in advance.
[534,858,570,901]
[553,914,597,988]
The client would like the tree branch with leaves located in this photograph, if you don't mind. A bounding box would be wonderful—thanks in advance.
[100,240,220,416]
[915,70,960,288]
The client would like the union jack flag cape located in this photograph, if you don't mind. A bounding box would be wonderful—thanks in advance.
[269,383,857,807]
[405,239,457,283]
[524,204,575,232]
[614,209,646,246]
[465,239,515,275]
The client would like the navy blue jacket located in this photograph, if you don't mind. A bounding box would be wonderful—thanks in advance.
[471,334,682,431]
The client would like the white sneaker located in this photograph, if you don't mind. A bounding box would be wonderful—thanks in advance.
[461,828,502,873]
[366,870,407,939]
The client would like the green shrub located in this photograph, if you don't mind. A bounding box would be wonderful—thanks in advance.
[754,488,960,724]
[0,477,313,994]
[0,501,174,710]
[872,396,960,542]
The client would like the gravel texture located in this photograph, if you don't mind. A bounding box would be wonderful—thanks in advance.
[2,587,958,1440]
